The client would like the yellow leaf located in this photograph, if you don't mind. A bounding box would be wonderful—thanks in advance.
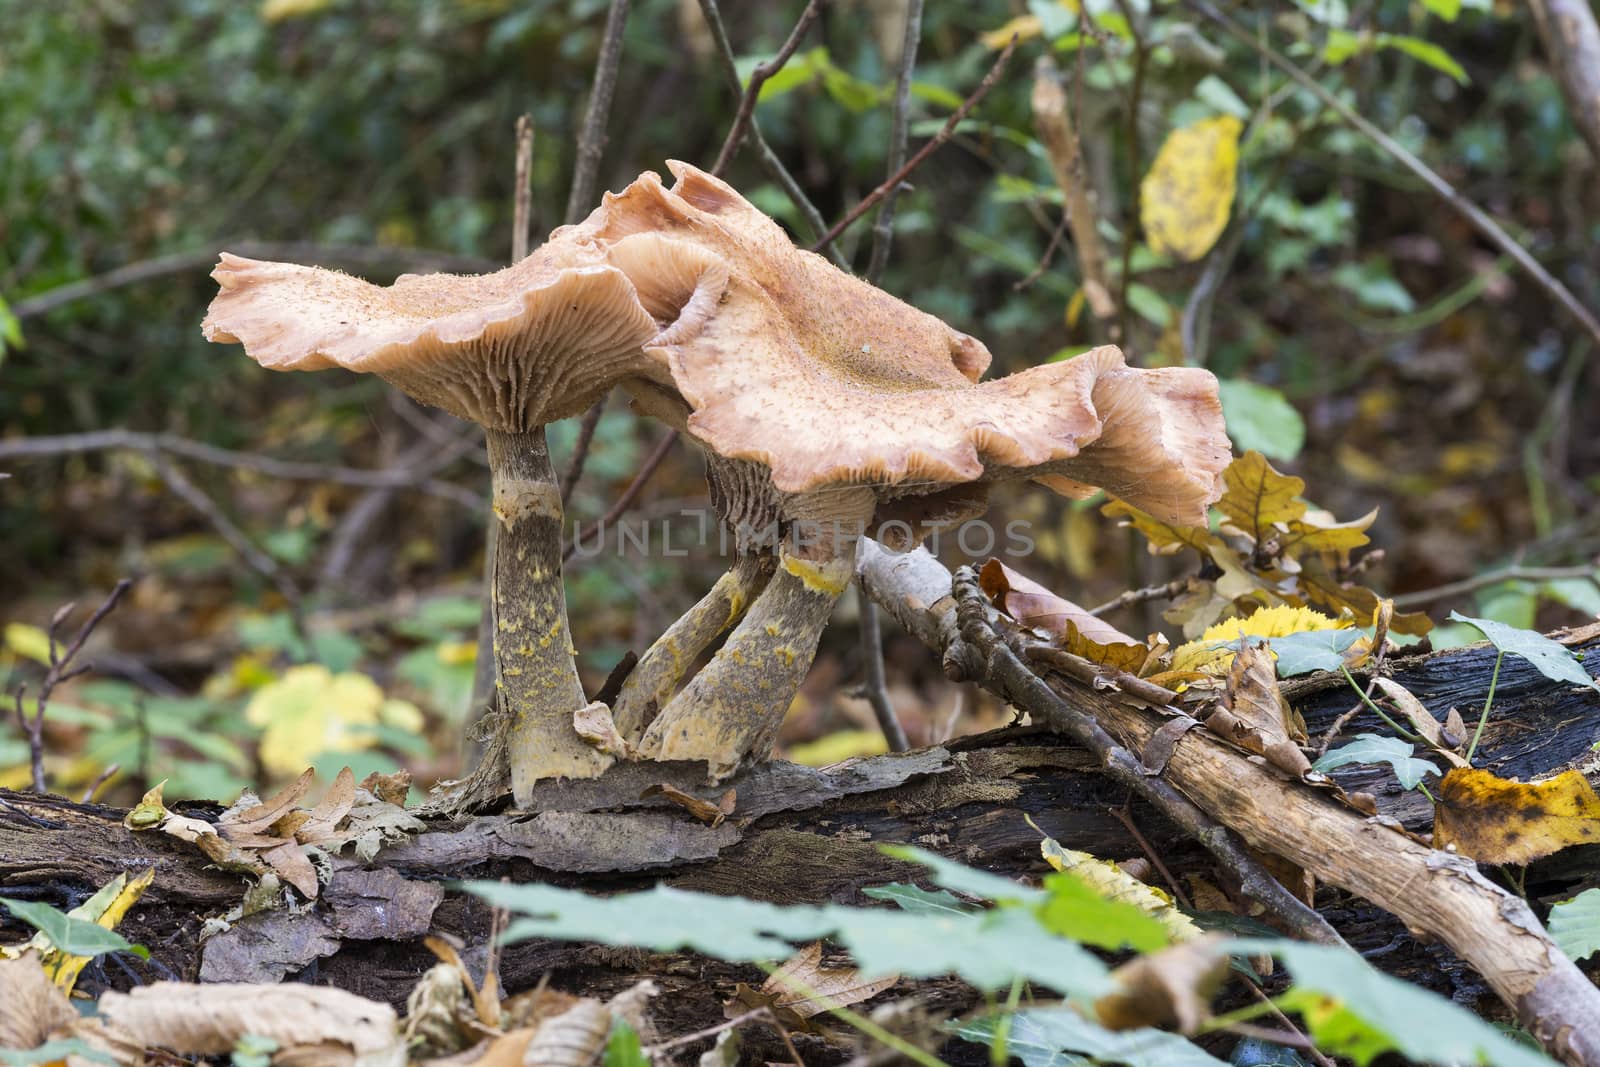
[1040,836,1201,945]
[786,730,887,767]
[1217,451,1306,545]
[1102,499,1218,557]
[1433,768,1600,865]
[245,665,385,777]
[4,623,51,666]
[260,0,334,20]
[1169,604,1347,675]
[437,640,478,666]
[1140,115,1242,262]
[981,14,1043,49]
[44,868,156,992]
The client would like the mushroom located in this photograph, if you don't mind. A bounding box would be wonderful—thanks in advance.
[201,239,665,809]
[573,164,1232,778]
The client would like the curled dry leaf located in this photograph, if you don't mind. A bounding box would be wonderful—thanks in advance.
[360,769,413,807]
[404,963,471,1057]
[1205,641,1312,777]
[1433,767,1600,865]
[759,940,897,1022]
[1094,934,1230,1034]
[1370,678,1468,769]
[641,782,727,827]
[0,954,76,1051]
[979,559,1150,673]
[81,982,400,1063]
[520,998,612,1067]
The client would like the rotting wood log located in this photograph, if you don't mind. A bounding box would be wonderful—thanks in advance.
[858,541,1600,1067]
[1,571,1597,1056]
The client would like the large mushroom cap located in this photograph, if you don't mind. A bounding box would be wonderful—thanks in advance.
[580,162,1230,526]
[202,241,662,432]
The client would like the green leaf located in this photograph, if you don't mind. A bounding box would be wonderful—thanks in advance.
[1382,34,1468,84]
[1125,282,1171,327]
[862,883,974,915]
[1,1040,117,1067]
[462,878,1111,998]
[1193,75,1250,120]
[1331,260,1415,314]
[1447,612,1599,690]
[0,896,147,959]
[1548,888,1600,963]
[1265,629,1361,676]
[1216,380,1306,462]
[1294,0,1349,26]
[1419,0,1461,20]
[1313,733,1439,790]
[1235,940,1557,1067]
[879,844,1042,903]
[1035,872,1171,953]
[909,81,964,110]
[1543,574,1600,617]
[602,1022,649,1067]
[956,1009,1227,1067]
[0,293,22,364]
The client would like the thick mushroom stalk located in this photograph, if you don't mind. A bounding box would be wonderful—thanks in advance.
[611,551,774,743]
[201,245,662,810]
[636,492,875,779]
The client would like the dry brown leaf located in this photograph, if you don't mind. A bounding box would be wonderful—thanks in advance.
[261,841,321,899]
[360,768,413,807]
[221,768,316,835]
[298,766,357,842]
[521,998,611,1067]
[88,981,399,1061]
[761,941,897,1020]
[403,963,471,1056]
[1094,934,1229,1034]
[979,559,1150,672]
[0,953,76,1050]
[1371,678,1469,769]
[1442,707,1469,750]
[1433,767,1600,865]
[641,783,726,826]
[459,1028,535,1067]
[1204,642,1311,777]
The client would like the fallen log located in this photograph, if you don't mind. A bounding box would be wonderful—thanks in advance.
[1,559,1596,1058]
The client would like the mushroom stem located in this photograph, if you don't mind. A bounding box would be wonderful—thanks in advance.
[441,428,612,811]
[637,545,856,781]
[613,551,777,743]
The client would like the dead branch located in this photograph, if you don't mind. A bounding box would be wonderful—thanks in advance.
[812,37,1018,253]
[563,0,631,226]
[1529,0,1600,165]
[10,580,132,793]
[864,0,926,280]
[0,429,482,509]
[712,0,823,176]
[858,542,1600,1067]
[1031,56,1115,324]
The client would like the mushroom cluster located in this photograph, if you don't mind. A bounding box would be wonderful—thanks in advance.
[203,162,1230,807]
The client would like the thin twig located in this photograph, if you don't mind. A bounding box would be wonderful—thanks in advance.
[560,403,606,505]
[146,453,302,603]
[1012,210,1069,292]
[865,0,926,279]
[1088,578,1188,617]
[647,1007,805,1066]
[1108,804,1191,909]
[1110,0,1147,349]
[512,116,534,261]
[1392,562,1598,609]
[812,36,1018,253]
[81,764,120,803]
[1030,57,1114,319]
[564,0,631,226]
[0,429,481,508]
[13,242,498,320]
[696,0,847,267]
[11,580,133,793]
[1186,0,1600,350]
[712,0,824,176]
[563,430,679,563]
[857,598,910,751]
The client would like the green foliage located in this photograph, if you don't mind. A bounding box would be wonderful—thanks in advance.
[1312,733,1439,790]
[861,883,972,915]
[1216,380,1305,462]
[0,896,148,960]
[601,1022,649,1067]
[956,1010,1228,1067]
[1258,628,1361,676]
[1,1040,117,1067]
[1034,873,1171,953]
[1547,888,1600,963]
[1447,612,1599,690]
[230,1034,280,1067]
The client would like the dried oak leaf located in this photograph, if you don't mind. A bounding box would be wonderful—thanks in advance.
[759,941,897,1021]
[0,954,76,1051]
[1204,641,1311,777]
[979,559,1150,673]
[1094,934,1229,1034]
[1433,767,1600,865]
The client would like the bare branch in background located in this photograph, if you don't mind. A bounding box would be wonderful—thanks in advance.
[696,0,847,267]
[864,0,925,281]
[1031,56,1116,328]
[1392,562,1600,609]
[712,0,823,176]
[512,115,535,261]
[13,242,498,320]
[1187,0,1600,351]
[563,430,679,564]
[10,580,133,793]
[811,36,1018,253]
[0,429,482,508]
[564,0,631,226]
[1528,0,1600,165]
